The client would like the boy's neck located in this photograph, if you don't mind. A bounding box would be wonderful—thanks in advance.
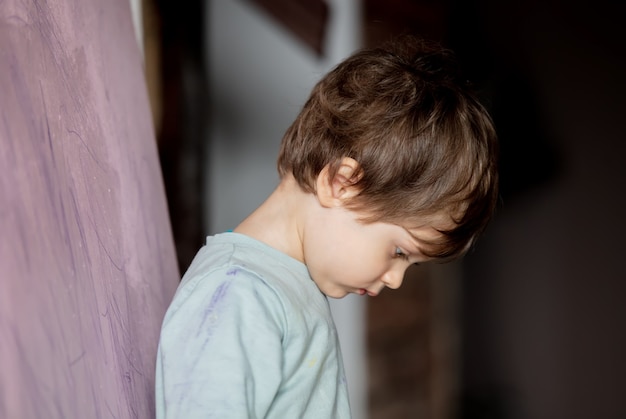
[234,175,313,263]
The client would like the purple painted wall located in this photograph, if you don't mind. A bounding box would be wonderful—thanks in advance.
[0,0,179,418]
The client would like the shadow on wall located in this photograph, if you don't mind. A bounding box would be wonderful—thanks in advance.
[0,0,179,417]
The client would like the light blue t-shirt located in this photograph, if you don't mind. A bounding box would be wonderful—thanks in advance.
[155,233,351,418]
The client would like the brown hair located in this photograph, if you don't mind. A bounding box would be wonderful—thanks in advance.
[277,36,499,259]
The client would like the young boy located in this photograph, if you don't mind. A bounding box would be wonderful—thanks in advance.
[155,37,498,418]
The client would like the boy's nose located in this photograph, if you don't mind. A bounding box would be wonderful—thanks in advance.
[382,270,404,290]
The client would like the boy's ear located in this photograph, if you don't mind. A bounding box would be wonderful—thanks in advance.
[316,157,363,208]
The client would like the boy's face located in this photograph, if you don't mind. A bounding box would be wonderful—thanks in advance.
[303,206,446,299]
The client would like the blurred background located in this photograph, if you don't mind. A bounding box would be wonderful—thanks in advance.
[139,0,626,418]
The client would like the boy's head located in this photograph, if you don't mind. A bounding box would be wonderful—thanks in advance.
[277,36,498,260]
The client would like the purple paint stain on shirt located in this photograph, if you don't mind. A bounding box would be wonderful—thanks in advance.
[198,280,231,337]
[226,267,239,276]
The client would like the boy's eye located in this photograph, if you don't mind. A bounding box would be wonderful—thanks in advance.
[394,247,409,261]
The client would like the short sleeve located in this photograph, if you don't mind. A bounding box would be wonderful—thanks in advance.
[156,266,286,419]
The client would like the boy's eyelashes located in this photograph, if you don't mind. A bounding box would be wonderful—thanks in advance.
[394,247,422,266]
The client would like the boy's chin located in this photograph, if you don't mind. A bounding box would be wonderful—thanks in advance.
[323,287,367,299]
[319,286,350,299]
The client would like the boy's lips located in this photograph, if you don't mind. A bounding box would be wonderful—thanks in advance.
[359,288,378,297]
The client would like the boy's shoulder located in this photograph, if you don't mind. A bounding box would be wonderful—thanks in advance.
[172,232,331,319]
